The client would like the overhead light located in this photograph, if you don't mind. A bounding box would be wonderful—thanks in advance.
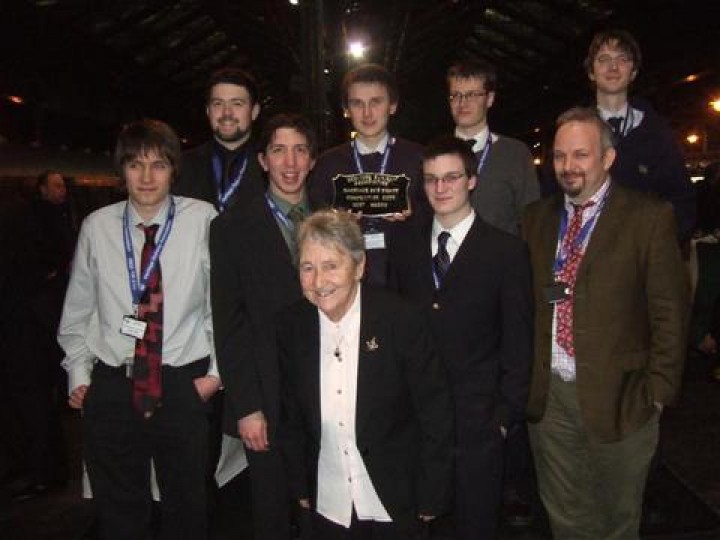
[684,73,700,83]
[533,157,542,166]
[686,133,700,145]
[289,0,299,4]
[710,98,720,113]
[348,41,366,59]
[323,68,330,75]
[7,95,24,105]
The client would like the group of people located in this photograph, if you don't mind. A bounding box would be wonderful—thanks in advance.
[55,28,691,540]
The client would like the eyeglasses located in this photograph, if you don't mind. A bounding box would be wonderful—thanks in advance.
[595,54,633,67]
[448,90,488,103]
[423,172,466,186]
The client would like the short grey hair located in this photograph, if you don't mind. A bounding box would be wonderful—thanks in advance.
[556,106,614,153]
[297,210,365,264]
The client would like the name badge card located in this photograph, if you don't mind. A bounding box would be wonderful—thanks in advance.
[332,173,411,216]
[121,315,147,339]
[363,232,386,251]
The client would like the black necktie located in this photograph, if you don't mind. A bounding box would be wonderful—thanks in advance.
[464,139,477,150]
[607,116,623,135]
[433,231,452,286]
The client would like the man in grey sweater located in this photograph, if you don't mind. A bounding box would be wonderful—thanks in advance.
[447,59,539,236]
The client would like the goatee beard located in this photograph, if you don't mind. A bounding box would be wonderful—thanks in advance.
[214,126,250,145]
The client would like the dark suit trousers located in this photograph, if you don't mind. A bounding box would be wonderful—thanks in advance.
[246,444,291,539]
[83,360,210,540]
[455,402,504,540]
[312,509,428,540]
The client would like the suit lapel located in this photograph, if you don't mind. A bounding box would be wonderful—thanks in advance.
[443,217,484,288]
[539,196,563,284]
[255,195,296,273]
[577,185,626,277]
[355,289,382,440]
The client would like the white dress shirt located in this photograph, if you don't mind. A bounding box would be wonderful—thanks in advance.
[431,209,476,263]
[59,196,219,393]
[354,132,389,155]
[598,103,644,137]
[316,285,391,527]
[551,179,611,381]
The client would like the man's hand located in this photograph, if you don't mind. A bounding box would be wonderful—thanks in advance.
[238,411,269,452]
[381,209,411,222]
[699,333,717,355]
[69,384,88,409]
[193,375,221,402]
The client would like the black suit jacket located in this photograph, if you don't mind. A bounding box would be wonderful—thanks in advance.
[277,287,454,527]
[210,191,305,436]
[389,216,533,428]
[174,140,266,213]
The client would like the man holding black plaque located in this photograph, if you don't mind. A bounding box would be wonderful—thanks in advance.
[308,63,428,286]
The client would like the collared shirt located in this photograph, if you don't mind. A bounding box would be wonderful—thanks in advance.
[551,179,612,381]
[316,285,391,527]
[598,103,644,137]
[59,196,219,393]
[454,126,499,154]
[266,189,310,251]
[354,132,389,155]
[431,210,476,263]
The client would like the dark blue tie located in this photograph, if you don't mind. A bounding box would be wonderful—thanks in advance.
[607,116,623,135]
[433,231,452,286]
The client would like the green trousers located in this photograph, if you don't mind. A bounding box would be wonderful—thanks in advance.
[529,374,658,540]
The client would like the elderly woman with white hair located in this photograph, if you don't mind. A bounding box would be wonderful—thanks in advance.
[278,209,454,539]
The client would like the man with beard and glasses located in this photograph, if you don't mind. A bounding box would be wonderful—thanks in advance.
[521,107,687,539]
[174,67,265,214]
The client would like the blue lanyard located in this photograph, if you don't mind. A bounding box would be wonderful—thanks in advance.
[212,151,249,212]
[351,137,395,175]
[265,194,294,231]
[123,198,175,309]
[475,136,492,176]
[553,190,610,275]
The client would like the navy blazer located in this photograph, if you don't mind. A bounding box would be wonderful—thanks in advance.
[388,215,533,428]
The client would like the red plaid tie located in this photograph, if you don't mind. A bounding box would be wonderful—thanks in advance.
[132,224,163,418]
[555,201,595,356]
